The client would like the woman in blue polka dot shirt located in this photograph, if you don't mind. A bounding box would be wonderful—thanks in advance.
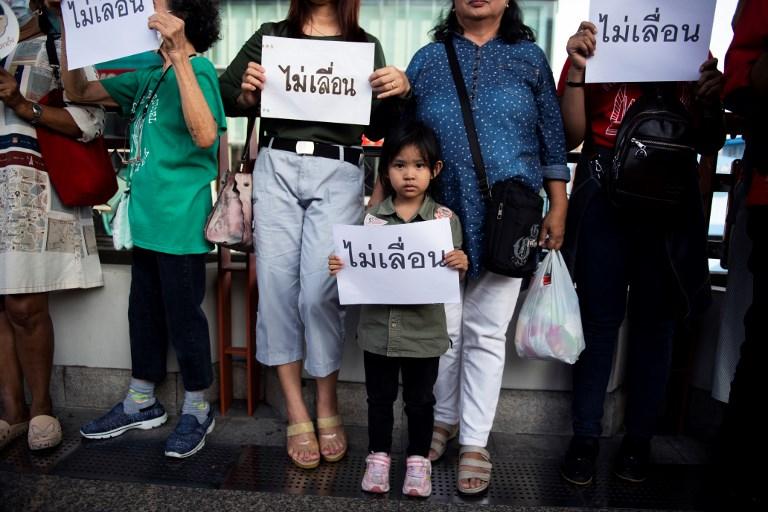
[403,0,569,494]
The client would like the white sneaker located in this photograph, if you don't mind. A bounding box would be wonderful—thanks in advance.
[361,452,391,493]
[402,455,432,497]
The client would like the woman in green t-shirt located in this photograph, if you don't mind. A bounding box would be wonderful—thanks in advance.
[219,0,410,470]
[49,0,226,459]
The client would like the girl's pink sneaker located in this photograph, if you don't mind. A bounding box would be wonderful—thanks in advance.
[402,455,432,497]
[361,452,391,493]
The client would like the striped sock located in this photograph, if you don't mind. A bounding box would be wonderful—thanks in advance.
[182,390,210,425]
[123,378,156,414]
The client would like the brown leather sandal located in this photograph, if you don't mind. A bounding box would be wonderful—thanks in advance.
[457,445,492,494]
[428,421,458,461]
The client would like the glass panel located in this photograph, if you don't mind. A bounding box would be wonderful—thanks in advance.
[709,191,728,238]
[717,136,745,175]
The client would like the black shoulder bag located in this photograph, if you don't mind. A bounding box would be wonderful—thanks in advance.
[444,35,543,277]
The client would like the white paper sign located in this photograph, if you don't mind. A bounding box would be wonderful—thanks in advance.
[332,219,461,305]
[62,0,160,69]
[261,35,374,126]
[586,0,716,83]
[0,1,20,59]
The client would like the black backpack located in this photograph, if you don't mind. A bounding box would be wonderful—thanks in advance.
[610,85,698,210]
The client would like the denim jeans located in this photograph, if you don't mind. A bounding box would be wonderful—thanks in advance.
[128,247,212,392]
[571,188,678,439]
[364,351,439,457]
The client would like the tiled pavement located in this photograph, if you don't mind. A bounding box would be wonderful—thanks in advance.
[0,405,722,512]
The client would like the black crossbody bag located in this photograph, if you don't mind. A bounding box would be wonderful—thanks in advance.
[444,35,543,277]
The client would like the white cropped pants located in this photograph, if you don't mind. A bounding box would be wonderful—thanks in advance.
[434,271,522,447]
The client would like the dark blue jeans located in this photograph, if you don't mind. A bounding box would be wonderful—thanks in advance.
[128,247,213,392]
[572,188,678,439]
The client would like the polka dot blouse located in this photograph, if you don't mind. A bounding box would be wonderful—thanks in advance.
[406,33,569,277]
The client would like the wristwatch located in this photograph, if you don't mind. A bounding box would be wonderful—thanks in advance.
[30,103,43,125]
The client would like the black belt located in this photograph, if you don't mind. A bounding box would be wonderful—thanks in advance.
[261,137,363,166]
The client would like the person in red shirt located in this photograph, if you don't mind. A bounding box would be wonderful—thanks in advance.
[719,0,768,506]
[556,21,724,486]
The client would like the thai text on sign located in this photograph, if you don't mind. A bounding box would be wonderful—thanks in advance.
[62,0,160,69]
[586,0,716,83]
[332,219,461,305]
[260,35,375,126]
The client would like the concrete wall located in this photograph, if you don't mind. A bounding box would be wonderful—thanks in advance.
[45,261,632,434]
[50,263,622,392]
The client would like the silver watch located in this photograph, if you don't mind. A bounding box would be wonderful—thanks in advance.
[30,103,43,125]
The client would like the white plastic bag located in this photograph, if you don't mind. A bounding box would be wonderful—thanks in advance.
[111,189,133,250]
[514,250,585,364]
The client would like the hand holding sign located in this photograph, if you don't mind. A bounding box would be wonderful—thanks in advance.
[442,249,468,280]
[369,65,411,100]
[239,61,266,109]
[696,57,724,104]
[328,254,344,276]
[565,21,597,73]
[148,10,187,59]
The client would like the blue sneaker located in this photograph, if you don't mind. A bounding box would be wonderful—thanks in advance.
[80,401,168,439]
[164,409,215,459]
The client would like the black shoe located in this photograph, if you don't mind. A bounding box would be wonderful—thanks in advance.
[561,436,599,486]
[613,435,650,483]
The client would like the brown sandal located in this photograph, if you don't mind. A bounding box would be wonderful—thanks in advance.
[457,445,492,494]
[286,421,320,469]
[317,415,347,463]
[428,421,458,461]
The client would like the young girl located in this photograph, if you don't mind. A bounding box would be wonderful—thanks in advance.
[329,121,468,497]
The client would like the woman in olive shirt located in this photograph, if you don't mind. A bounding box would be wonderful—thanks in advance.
[219,0,410,469]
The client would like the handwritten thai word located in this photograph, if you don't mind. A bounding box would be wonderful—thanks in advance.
[278,62,357,97]
[67,0,145,29]
[342,237,447,270]
[599,8,700,44]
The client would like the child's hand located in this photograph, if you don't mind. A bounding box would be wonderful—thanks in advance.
[328,255,344,276]
[444,249,468,280]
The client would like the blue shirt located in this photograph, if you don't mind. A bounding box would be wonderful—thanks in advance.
[406,35,569,276]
